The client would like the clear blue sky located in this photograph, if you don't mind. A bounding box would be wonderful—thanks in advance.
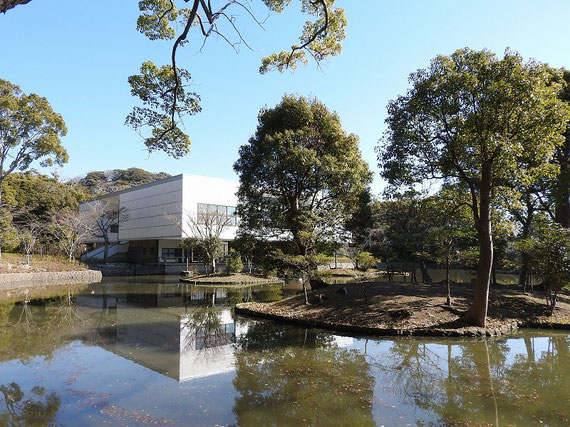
[1,0,569,194]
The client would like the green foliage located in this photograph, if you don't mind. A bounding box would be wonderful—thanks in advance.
[0,79,68,256]
[378,48,570,325]
[0,210,17,252]
[356,251,376,271]
[76,168,170,195]
[0,79,68,181]
[125,61,201,158]
[517,219,570,311]
[234,95,371,255]
[379,49,569,193]
[420,187,477,266]
[181,236,223,272]
[132,0,347,156]
[259,0,347,74]
[226,248,244,274]
[2,172,86,221]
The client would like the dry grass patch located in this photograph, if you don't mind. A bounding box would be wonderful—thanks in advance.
[243,280,570,333]
[0,253,88,274]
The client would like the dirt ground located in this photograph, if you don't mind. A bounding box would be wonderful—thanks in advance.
[242,280,570,333]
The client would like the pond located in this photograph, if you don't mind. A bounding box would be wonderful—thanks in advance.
[0,276,568,426]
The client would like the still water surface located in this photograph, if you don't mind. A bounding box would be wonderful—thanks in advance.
[0,276,568,426]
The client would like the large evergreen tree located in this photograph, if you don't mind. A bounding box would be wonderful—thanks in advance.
[234,95,371,255]
[378,49,570,326]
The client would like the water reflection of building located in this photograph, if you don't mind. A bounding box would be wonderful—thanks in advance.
[76,285,248,382]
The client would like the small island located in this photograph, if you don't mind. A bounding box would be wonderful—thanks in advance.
[180,272,282,286]
[236,280,570,337]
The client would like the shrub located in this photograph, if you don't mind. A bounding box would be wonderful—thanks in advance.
[356,251,377,271]
[518,221,570,313]
[226,249,244,274]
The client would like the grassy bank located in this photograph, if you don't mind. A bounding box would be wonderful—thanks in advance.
[0,253,88,274]
[237,280,570,337]
[181,272,281,285]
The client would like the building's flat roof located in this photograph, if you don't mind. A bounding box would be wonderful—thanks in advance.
[79,173,238,204]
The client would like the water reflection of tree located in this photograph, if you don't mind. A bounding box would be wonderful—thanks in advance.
[369,336,569,425]
[498,335,570,424]
[181,305,234,353]
[0,292,86,362]
[0,382,60,426]
[233,323,375,426]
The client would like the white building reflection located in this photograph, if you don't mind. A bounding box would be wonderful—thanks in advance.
[76,283,249,382]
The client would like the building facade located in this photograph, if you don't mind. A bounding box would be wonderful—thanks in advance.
[79,174,239,269]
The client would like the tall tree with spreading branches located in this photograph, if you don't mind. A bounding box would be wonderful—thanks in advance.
[234,95,372,256]
[378,49,570,326]
[0,79,68,258]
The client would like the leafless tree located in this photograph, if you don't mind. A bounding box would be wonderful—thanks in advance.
[184,205,234,240]
[50,210,93,261]
[183,205,235,272]
[84,200,129,263]
[14,217,43,266]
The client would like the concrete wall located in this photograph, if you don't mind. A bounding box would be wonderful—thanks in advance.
[0,270,103,291]
[119,175,184,240]
[79,174,240,251]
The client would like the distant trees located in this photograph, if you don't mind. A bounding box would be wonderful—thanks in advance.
[518,219,570,313]
[379,48,570,326]
[50,210,93,261]
[0,79,68,258]
[73,168,171,195]
[226,249,244,274]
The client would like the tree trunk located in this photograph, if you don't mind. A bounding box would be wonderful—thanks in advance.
[554,148,570,228]
[446,250,452,306]
[420,259,432,284]
[466,165,493,327]
[519,260,529,292]
[103,236,109,263]
[518,200,534,291]
[302,276,309,304]
[0,182,3,259]
[411,258,418,283]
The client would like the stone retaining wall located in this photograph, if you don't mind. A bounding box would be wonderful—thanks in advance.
[0,270,102,291]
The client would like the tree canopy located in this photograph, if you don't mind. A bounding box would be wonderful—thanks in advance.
[234,95,371,255]
[129,0,347,157]
[378,48,570,326]
[0,79,68,257]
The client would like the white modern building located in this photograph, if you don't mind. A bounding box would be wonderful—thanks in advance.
[79,174,239,269]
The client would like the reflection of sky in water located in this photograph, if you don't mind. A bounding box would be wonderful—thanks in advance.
[0,282,568,426]
[0,342,239,426]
